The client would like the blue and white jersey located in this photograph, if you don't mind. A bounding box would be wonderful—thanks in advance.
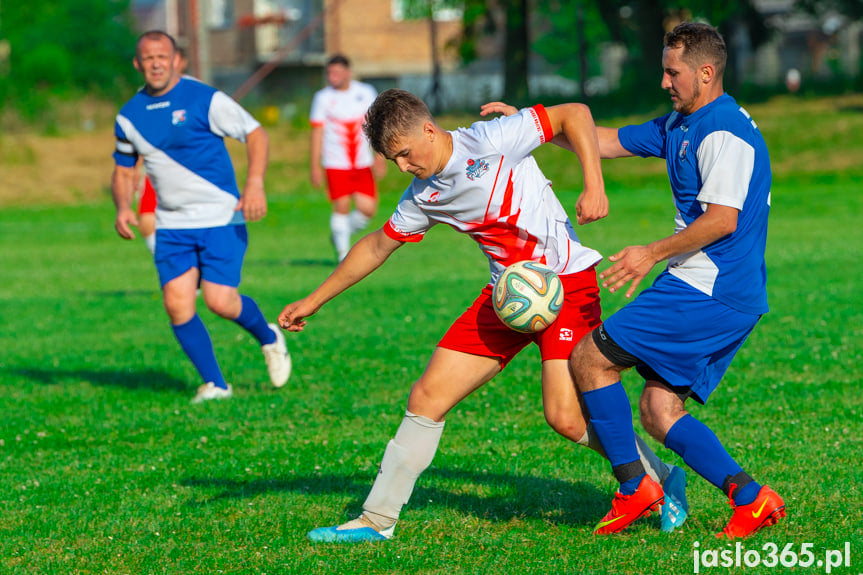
[113,77,261,230]
[618,94,771,315]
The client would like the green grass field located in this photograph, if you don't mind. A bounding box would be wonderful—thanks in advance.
[0,95,861,574]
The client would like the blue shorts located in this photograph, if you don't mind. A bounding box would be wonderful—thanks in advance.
[154,225,248,288]
[603,271,761,404]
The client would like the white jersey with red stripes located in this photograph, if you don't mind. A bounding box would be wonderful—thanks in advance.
[384,105,602,285]
[310,81,377,170]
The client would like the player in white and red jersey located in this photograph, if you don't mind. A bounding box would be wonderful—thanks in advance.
[279,89,687,543]
[310,55,386,261]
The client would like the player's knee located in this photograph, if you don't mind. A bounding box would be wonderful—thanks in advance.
[638,394,673,443]
[639,403,663,441]
[569,332,613,390]
[162,292,194,324]
[544,409,586,442]
[568,334,593,375]
[406,379,454,422]
[203,292,237,319]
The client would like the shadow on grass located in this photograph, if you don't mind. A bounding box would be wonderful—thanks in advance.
[79,289,160,299]
[4,366,188,394]
[837,104,863,114]
[249,257,337,268]
[180,467,607,526]
[288,258,337,267]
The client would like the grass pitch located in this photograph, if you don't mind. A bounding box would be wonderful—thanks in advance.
[0,95,860,574]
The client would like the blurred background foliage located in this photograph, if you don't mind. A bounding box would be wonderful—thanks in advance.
[1,0,861,131]
[0,0,139,127]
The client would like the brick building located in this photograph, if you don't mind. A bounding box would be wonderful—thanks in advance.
[132,0,463,106]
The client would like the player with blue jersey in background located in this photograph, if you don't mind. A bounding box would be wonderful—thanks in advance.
[563,22,785,538]
[111,30,291,403]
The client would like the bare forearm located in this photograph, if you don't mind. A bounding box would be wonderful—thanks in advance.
[310,127,323,169]
[306,230,402,308]
[597,127,633,159]
[647,205,738,262]
[245,127,269,184]
[558,103,604,190]
[111,167,136,211]
[550,125,631,161]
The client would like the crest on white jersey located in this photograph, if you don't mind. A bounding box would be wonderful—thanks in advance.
[465,158,489,181]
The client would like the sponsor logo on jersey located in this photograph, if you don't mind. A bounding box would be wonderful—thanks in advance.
[465,158,489,181]
[146,101,171,111]
[428,191,440,202]
[559,328,573,341]
[679,139,689,159]
[172,109,187,126]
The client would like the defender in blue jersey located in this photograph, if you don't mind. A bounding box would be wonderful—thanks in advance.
[111,31,291,403]
[568,23,785,538]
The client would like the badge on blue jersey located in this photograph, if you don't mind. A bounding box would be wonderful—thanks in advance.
[172,109,187,126]
[679,140,690,159]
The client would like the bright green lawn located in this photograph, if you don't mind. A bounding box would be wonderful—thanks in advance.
[0,95,860,574]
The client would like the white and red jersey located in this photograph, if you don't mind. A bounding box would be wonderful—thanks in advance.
[310,81,377,170]
[384,105,602,285]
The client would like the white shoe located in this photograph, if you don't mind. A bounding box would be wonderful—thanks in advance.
[262,323,291,388]
[191,382,233,404]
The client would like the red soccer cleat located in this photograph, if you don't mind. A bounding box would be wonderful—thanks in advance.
[717,485,786,539]
[594,475,665,535]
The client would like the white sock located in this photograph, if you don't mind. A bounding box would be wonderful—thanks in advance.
[144,234,156,255]
[349,210,370,234]
[577,423,671,485]
[330,213,351,261]
[362,411,445,529]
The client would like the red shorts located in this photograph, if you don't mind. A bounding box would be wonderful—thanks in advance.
[438,266,601,367]
[325,168,377,201]
[138,176,157,214]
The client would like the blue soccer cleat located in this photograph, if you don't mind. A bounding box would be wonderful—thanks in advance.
[661,465,690,533]
[307,516,395,543]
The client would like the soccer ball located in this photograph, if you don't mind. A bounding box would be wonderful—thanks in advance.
[492,261,564,333]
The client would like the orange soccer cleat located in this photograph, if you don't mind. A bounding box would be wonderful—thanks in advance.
[594,475,665,535]
[717,485,786,539]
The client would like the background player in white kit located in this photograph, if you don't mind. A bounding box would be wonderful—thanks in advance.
[310,54,386,261]
[279,89,688,542]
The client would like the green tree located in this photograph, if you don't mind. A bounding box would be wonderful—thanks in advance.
[398,0,463,112]
[459,0,531,105]
[532,0,612,100]
[0,0,139,118]
[589,0,771,99]
[795,0,863,19]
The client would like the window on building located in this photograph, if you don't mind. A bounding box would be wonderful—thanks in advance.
[209,0,234,29]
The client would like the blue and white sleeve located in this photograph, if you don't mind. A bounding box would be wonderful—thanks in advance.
[696,131,754,210]
[208,91,261,142]
[112,116,138,167]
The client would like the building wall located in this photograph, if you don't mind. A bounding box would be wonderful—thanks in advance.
[323,0,463,79]
[209,0,257,68]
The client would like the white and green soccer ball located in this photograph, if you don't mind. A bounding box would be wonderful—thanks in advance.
[492,261,564,333]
